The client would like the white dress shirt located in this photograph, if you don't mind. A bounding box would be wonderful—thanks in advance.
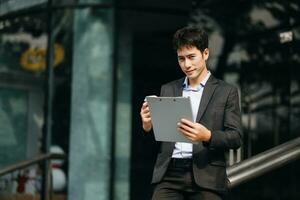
[171,71,211,158]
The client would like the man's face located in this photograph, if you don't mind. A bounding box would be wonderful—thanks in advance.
[177,45,209,82]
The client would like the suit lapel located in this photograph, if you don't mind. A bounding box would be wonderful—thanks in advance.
[196,75,218,122]
[173,78,184,97]
[193,75,218,155]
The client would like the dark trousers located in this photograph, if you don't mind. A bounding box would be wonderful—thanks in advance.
[152,158,223,200]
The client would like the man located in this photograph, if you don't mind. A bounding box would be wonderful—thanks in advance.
[140,26,242,200]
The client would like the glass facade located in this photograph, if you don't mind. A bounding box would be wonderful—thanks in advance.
[68,7,114,200]
[0,0,299,200]
[0,11,46,169]
[0,88,28,167]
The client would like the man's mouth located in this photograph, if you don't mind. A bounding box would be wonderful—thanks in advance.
[186,69,194,74]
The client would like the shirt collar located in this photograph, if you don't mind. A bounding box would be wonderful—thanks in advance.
[182,71,211,92]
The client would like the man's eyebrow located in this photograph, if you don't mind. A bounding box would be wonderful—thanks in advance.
[178,53,196,57]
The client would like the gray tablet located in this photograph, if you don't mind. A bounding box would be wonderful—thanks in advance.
[146,96,195,143]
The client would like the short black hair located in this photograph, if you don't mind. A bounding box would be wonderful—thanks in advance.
[173,26,208,52]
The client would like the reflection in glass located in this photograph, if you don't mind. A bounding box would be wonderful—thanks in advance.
[68,8,114,200]
[0,13,46,166]
[0,88,28,168]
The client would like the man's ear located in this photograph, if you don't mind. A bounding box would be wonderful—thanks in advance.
[203,48,209,61]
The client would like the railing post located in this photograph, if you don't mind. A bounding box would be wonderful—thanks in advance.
[41,0,54,199]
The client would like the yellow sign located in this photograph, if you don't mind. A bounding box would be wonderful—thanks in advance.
[20,43,65,72]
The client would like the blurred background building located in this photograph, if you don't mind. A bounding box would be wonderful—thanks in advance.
[0,0,299,200]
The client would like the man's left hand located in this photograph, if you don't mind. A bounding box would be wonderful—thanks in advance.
[177,118,211,142]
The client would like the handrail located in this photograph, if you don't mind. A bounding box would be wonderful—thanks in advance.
[227,137,300,188]
[0,153,65,176]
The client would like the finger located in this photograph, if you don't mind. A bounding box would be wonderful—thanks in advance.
[141,106,151,115]
[145,117,151,121]
[180,118,195,128]
[177,122,196,134]
[142,101,149,108]
[142,112,151,118]
[143,118,152,123]
[141,113,151,121]
[141,106,149,113]
[142,108,150,114]
[178,127,194,137]
[141,105,150,113]
[177,127,196,141]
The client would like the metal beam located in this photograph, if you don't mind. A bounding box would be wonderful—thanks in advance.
[227,137,300,188]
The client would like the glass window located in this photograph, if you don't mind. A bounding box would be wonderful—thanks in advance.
[68,7,114,200]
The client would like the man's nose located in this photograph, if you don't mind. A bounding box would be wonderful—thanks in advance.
[184,59,192,68]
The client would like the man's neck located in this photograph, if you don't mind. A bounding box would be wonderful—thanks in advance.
[188,68,208,88]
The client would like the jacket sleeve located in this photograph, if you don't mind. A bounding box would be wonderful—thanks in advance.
[142,85,166,135]
[204,87,243,150]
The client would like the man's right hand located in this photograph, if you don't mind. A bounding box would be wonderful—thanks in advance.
[140,101,152,132]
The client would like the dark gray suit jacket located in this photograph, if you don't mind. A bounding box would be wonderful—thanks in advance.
[151,75,242,193]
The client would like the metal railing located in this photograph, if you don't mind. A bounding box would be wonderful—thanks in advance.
[227,137,300,188]
[2,138,299,194]
[0,153,65,176]
[0,153,65,200]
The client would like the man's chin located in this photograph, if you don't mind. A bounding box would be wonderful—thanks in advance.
[186,74,196,79]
